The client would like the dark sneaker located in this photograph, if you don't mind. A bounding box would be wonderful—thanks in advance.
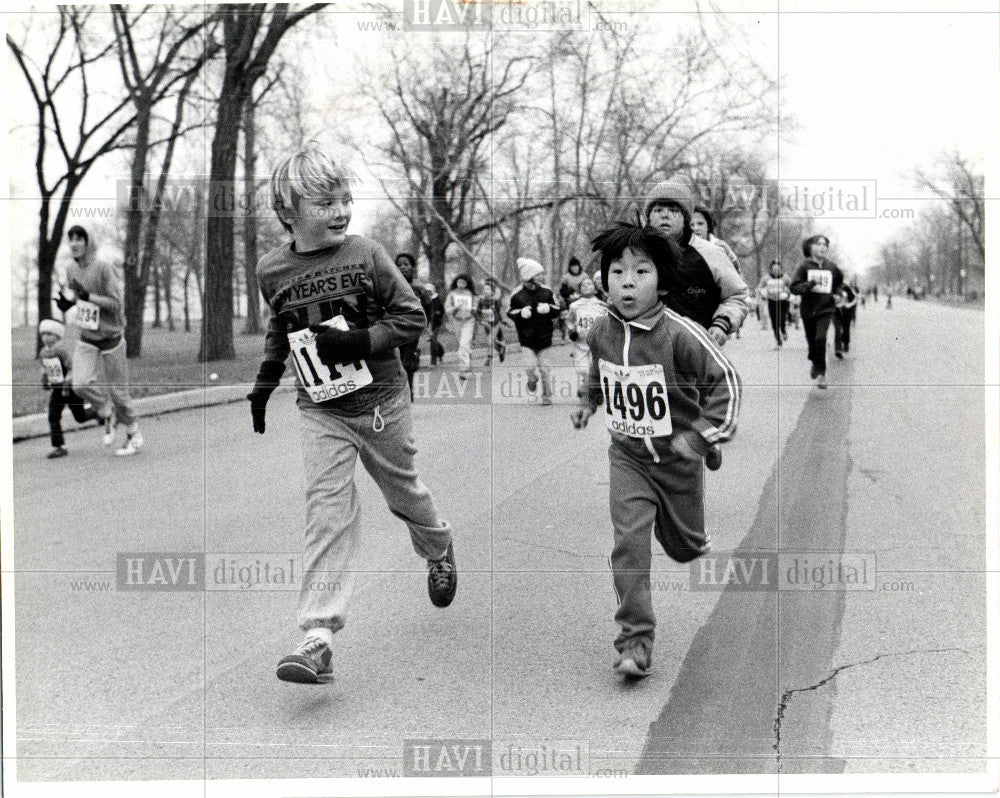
[817,373,828,389]
[428,541,457,607]
[705,444,723,471]
[47,446,68,459]
[835,349,844,359]
[276,636,333,683]
[615,641,652,677]
[809,366,819,380]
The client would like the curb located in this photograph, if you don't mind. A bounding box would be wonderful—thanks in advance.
[12,380,297,443]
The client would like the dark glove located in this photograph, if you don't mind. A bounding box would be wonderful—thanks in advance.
[309,324,371,365]
[705,444,723,471]
[69,280,90,301]
[246,360,285,434]
[568,329,579,342]
[55,291,76,313]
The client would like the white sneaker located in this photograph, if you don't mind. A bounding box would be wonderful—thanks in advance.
[116,430,144,456]
[102,413,116,446]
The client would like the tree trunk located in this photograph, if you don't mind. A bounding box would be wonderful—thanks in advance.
[164,257,175,331]
[183,266,192,333]
[241,97,261,334]
[200,86,243,361]
[122,99,153,358]
[152,258,162,327]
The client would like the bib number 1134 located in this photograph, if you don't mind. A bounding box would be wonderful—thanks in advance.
[287,316,372,402]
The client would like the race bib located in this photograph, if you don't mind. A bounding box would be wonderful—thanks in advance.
[598,360,672,438]
[287,316,372,403]
[807,269,833,294]
[75,300,100,331]
[42,356,65,385]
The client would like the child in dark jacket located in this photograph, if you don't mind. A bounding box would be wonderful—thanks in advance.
[507,258,559,404]
[571,223,741,678]
[790,234,845,388]
[38,319,97,458]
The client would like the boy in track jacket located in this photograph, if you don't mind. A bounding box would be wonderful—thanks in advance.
[571,223,741,678]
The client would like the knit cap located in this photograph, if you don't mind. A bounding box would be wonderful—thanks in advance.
[517,257,544,283]
[645,180,695,220]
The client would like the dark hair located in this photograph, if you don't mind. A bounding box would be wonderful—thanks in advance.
[692,206,716,236]
[450,273,476,294]
[66,225,89,245]
[590,222,679,292]
[802,234,830,258]
[395,252,416,269]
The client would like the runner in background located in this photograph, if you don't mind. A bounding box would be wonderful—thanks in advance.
[477,276,507,365]
[507,258,559,405]
[444,274,477,378]
[759,260,791,348]
[55,225,143,455]
[565,275,607,398]
[833,279,858,359]
[394,253,435,397]
[690,206,741,274]
[790,234,844,389]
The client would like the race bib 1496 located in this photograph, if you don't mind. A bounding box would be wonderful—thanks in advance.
[287,316,373,403]
[598,360,672,438]
[75,300,100,331]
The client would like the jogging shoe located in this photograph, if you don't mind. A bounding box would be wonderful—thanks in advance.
[276,636,333,683]
[809,365,819,380]
[47,446,68,459]
[102,413,116,446]
[115,430,144,456]
[615,640,652,678]
[428,540,457,607]
[835,349,844,359]
[817,373,828,389]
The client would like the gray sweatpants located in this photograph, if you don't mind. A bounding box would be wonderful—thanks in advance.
[609,441,709,652]
[71,338,138,427]
[296,388,452,633]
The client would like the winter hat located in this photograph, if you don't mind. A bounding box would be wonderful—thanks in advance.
[645,180,695,221]
[517,257,544,283]
[39,318,65,339]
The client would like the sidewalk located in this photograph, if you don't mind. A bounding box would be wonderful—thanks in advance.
[11,380,297,443]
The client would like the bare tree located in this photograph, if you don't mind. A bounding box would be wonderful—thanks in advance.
[200,2,325,362]
[364,34,533,290]
[112,5,221,356]
[8,9,138,346]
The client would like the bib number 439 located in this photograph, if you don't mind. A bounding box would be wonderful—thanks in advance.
[287,316,372,402]
[598,360,672,438]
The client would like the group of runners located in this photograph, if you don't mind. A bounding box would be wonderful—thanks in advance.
[35,149,866,683]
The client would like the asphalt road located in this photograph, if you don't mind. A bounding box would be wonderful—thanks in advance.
[9,298,988,785]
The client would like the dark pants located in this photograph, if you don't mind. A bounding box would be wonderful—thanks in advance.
[802,313,833,375]
[48,386,97,447]
[834,310,854,353]
[767,299,788,343]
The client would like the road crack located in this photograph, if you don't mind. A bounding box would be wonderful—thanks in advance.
[772,646,970,772]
